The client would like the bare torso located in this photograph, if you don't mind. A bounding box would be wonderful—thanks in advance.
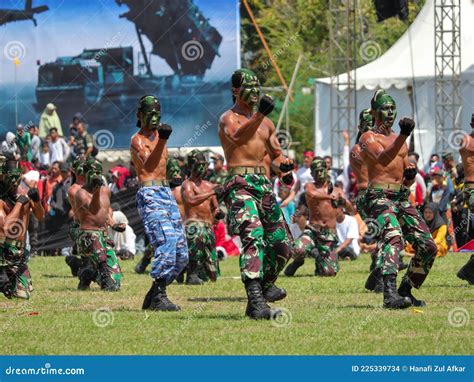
[130,130,167,182]
[305,183,345,229]
[75,186,111,230]
[219,109,274,168]
[182,179,216,225]
[460,134,474,183]
[350,144,369,190]
[0,198,30,242]
[172,185,185,219]
[361,131,407,184]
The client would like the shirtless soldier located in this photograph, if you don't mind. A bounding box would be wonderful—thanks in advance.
[181,150,222,285]
[131,95,190,311]
[359,90,437,309]
[456,116,474,284]
[285,157,353,276]
[219,68,294,320]
[74,158,122,291]
[0,157,44,299]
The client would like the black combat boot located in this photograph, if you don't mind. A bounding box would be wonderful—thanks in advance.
[77,263,97,291]
[65,255,82,277]
[398,279,426,307]
[262,282,287,302]
[186,261,204,285]
[98,262,119,292]
[284,259,304,277]
[383,275,411,309]
[176,270,185,284]
[134,251,152,274]
[365,268,383,293]
[457,255,474,285]
[144,279,180,311]
[0,267,11,298]
[244,279,281,320]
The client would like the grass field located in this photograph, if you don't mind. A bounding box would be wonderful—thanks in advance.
[0,252,472,355]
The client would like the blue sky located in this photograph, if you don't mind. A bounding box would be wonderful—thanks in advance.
[0,0,239,84]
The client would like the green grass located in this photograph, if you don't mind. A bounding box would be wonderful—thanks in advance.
[0,253,472,355]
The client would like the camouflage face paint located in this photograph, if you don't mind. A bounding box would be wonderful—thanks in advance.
[371,90,397,128]
[138,95,161,130]
[193,162,208,177]
[233,69,261,110]
[310,158,328,184]
[83,158,103,187]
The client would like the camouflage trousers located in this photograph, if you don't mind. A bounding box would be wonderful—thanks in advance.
[365,187,437,288]
[76,229,122,287]
[224,174,291,284]
[355,189,368,220]
[68,220,81,256]
[186,220,219,281]
[292,225,339,276]
[0,241,33,299]
[136,185,189,284]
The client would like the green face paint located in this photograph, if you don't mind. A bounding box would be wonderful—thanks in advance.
[358,108,374,133]
[138,95,161,130]
[371,90,397,128]
[310,158,328,184]
[193,162,208,177]
[83,158,103,187]
[233,69,261,109]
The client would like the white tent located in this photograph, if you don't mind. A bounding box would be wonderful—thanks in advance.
[314,0,474,168]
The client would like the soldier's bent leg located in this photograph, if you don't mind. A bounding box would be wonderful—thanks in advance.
[314,228,339,276]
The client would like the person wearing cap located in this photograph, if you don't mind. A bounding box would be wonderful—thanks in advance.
[218,69,294,320]
[39,103,63,138]
[131,95,197,312]
[208,153,228,185]
[0,157,44,299]
[359,89,437,309]
[181,149,221,285]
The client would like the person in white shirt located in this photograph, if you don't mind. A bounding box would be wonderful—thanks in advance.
[294,150,314,204]
[335,205,360,260]
[108,209,136,260]
[48,127,70,163]
[28,125,42,162]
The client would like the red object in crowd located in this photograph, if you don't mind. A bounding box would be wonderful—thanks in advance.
[110,165,130,189]
[213,221,240,257]
[19,161,33,172]
[457,240,474,252]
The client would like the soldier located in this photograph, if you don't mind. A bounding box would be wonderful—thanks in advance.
[456,116,474,284]
[0,157,44,299]
[181,150,222,285]
[74,158,122,291]
[285,157,353,277]
[208,153,228,185]
[131,95,196,311]
[359,89,437,309]
[218,68,294,320]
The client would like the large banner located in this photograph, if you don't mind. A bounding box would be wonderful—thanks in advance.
[0,0,240,148]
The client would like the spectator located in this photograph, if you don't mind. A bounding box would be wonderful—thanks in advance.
[408,154,427,205]
[324,155,339,185]
[423,202,448,258]
[107,171,121,194]
[22,170,41,257]
[427,153,442,173]
[277,184,295,224]
[1,132,19,160]
[335,204,360,260]
[289,204,309,239]
[109,164,130,190]
[48,127,70,163]
[28,124,41,162]
[39,138,51,168]
[108,209,136,260]
[70,121,95,158]
[294,150,314,203]
[69,112,85,139]
[15,124,32,162]
[427,166,452,222]
[39,103,63,138]
[207,153,228,185]
[42,161,62,214]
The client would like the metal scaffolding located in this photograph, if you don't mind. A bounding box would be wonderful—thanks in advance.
[328,0,357,168]
[434,0,461,154]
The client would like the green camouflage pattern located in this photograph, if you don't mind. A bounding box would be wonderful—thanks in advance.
[224,174,291,283]
[185,220,219,281]
[365,187,437,288]
[0,242,32,299]
[77,229,122,287]
[208,169,229,185]
[355,189,368,220]
[292,225,339,276]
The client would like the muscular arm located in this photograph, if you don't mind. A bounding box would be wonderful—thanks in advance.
[131,134,167,173]
[31,198,45,220]
[305,184,335,201]
[360,131,408,166]
[181,181,215,207]
[220,112,265,146]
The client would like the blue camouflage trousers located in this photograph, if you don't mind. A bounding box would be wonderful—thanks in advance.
[136,185,189,284]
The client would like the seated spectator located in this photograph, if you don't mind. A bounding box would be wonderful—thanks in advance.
[335,204,360,260]
[289,204,309,239]
[108,209,136,260]
[294,150,314,204]
[427,166,452,222]
[48,127,70,163]
[278,184,295,224]
[423,203,448,258]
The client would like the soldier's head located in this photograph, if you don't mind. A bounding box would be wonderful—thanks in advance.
[231,69,261,111]
[0,156,21,199]
[167,157,182,188]
[72,157,85,183]
[370,89,397,129]
[136,95,161,130]
[310,157,328,184]
[187,150,208,178]
[83,157,103,188]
